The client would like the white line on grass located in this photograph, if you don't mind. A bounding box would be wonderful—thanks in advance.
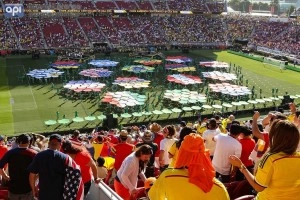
[22,65,38,110]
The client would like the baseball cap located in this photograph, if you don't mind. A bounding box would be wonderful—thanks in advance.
[49,134,63,143]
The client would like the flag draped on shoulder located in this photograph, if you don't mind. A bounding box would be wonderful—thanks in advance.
[63,156,84,200]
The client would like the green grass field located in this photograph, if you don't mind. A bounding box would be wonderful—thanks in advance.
[0,50,299,136]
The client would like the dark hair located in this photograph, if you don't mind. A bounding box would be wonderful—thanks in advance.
[62,140,82,154]
[97,157,105,167]
[240,126,252,136]
[17,134,31,144]
[163,125,176,137]
[73,130,80,137]
[176,127,193,148]
[269,120,299,155]
[135,144,153,157]
[229,124,242,136]
[214,115,221,121]
[208,118,217,130]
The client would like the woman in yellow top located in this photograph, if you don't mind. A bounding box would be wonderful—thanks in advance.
[168,127,193,168]
[149,133,229,200]
[229,119,300,200]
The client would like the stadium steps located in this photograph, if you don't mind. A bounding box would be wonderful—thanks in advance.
[37,19,48,49]
[91,17,112,48]
[149,1,155,10]
[7,20,22,50]
[273,24,293,41]
[75,18,93,48]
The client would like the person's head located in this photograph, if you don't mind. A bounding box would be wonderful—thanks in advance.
[229,124,241,138]
[119,130,128,142]
[240,126,252,137]
[269,119,299,155]
[142,130,154,143]
[96,156,105,167]
[162,125,176,138]
[0,135,5,145]
[135,144,153,162]
[61,140,82,154]
[150,123,161,133]
[176,127,193,148]
[207,118,217,130]
[16,134,31,147]
[270,112,287,124]
[180,121,186,127]
[175,133,215,192]
[214,115,221,121]
[228,114,235,121]
[48,134,63,150]
[73,130,80,138]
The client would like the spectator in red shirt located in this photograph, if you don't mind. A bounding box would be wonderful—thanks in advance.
[110,130,135,184]
[107,129,119,145]
[113,130,135,171]
[149,123,164,170]
[62,140,100,196]
[0,135,8,161]
[236,126,255,181]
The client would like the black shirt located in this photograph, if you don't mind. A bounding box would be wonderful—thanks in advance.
[0,147,37,194]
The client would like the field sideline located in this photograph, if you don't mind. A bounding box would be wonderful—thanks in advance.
[0,50,299,136]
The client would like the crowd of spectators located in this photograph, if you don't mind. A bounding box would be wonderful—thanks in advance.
[0,103,299,199]
[0,6,299,57]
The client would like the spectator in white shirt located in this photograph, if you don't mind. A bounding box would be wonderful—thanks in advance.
[212,123,242,183]
[203,118,221,159]
[114,144,153,200]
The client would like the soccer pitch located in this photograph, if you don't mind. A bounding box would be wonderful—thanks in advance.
[0,50,299,136]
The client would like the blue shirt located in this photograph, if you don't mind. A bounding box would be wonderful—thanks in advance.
[28,149,67,200]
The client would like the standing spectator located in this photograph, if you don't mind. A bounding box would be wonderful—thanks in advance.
[149,123,164,170]
[28,134,76,200]
[235,126,255,181]
[159,125,177,172]
[61,140,100,196]
[85,136,95,159]
[107,129,119,145]
[212,124,242,183]
[203,118,221,159]
[69,130,83,147]
[136,130,158,177]
[114,145,153,200]
[111,130,135,182]
[0,134,37,200]
[168,127,193,168]
[148,133,229,200]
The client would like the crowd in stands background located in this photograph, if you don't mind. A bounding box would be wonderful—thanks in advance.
[0,14,299,58]
[0,102,299,199]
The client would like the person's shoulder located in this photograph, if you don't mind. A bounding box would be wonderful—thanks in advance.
[161,168,188,177]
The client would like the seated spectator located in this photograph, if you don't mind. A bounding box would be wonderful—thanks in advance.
[148,133,229,200]
[229,119,300,199]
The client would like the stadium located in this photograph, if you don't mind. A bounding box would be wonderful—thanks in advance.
[0,0,300,199]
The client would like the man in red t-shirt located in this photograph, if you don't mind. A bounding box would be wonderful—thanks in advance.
[110,130,135,183]
[236,126,255,181]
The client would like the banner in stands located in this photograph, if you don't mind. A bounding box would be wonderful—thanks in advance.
[3,4,24,18]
